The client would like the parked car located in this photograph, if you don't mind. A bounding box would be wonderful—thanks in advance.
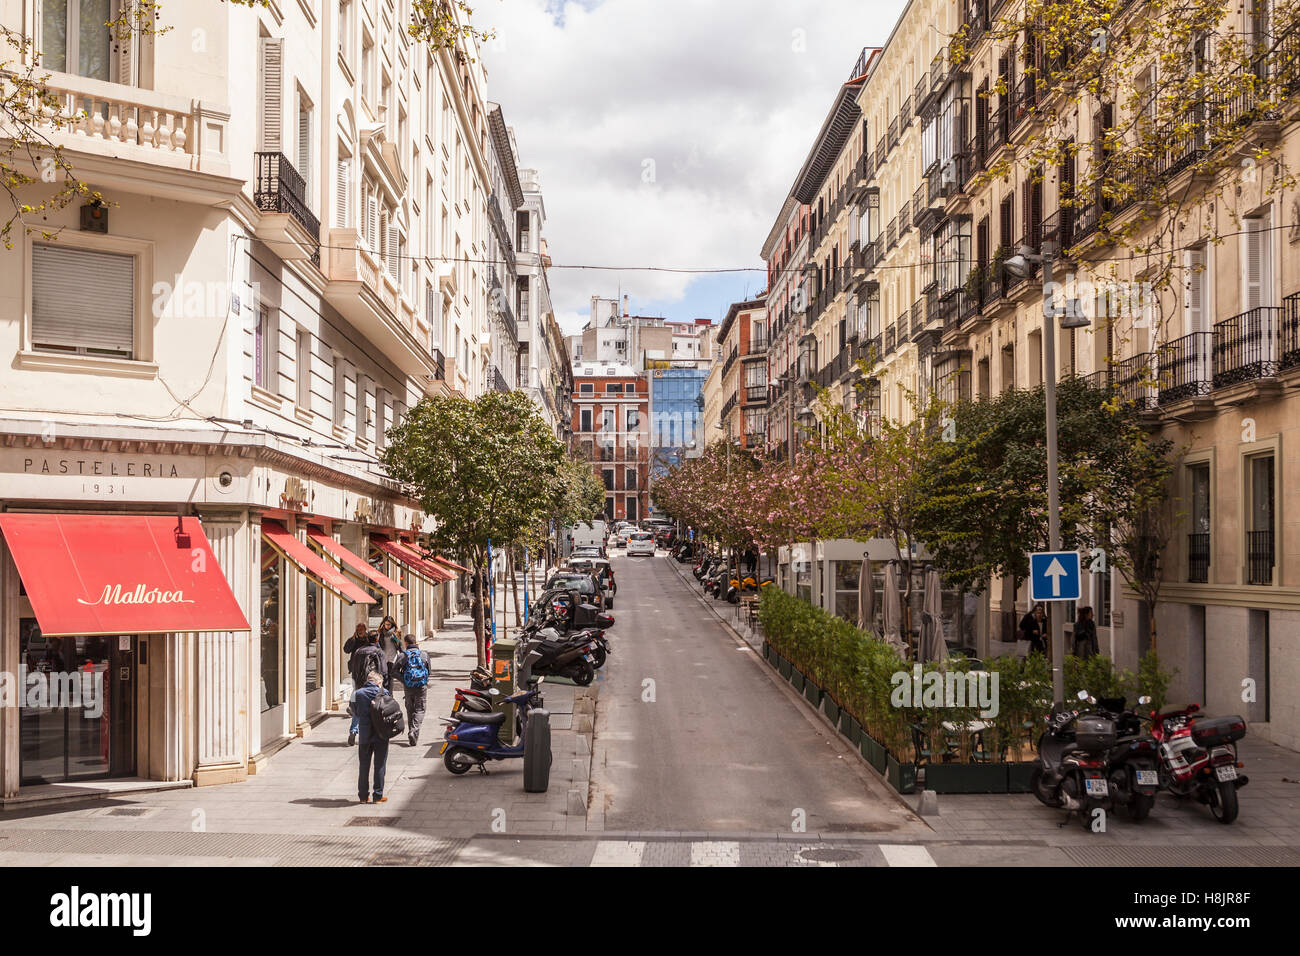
[626,531,656,556]
[544,571,605,609]
[565,557,617,608]
[571,544,606,560]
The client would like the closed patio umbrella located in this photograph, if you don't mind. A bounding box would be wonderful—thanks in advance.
[882,562,906,654]
[920,566,948,663]
[857,554,875,633]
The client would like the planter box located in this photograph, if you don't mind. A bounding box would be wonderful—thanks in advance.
[823,696,841,724]
[924,761,1009,794]
[1006,762,1037,793]
[761,641,770,661]
[846,717,862,746]
[863,735,887,774]
[803,680,822,707]
[790,668,805,693]
[887,755,917,794]
[778,656,792,679]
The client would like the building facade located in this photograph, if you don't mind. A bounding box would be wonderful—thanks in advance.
[714,297,769,449]
[0,0,518,795]
[570,364,650,522]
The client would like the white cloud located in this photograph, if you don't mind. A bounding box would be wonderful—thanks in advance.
[483,0,906,327]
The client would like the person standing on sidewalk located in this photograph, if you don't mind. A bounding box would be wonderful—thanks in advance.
[377,615,401,688]
[350,672,391,804]
[343,621,369,745]
[393,634,430,746]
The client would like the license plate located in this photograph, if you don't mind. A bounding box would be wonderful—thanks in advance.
[1136,770,1159,788]
[584,654,594,662]
[439,742,448,754]
[1215,765,1238,782]
[1084,777,1109,797]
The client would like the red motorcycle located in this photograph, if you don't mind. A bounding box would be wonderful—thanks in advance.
[1150,703,1249,824]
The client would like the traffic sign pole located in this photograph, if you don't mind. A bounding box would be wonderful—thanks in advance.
[1041,242,1066,707]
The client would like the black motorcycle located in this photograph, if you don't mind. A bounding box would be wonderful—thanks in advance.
[1031,690,1143,829]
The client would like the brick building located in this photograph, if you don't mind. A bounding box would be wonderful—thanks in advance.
[571,362,650,522]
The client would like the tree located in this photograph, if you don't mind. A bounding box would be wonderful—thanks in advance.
[0,0,492,246]
[381,389,564,665]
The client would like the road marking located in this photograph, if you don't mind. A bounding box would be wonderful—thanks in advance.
[879,844,936,867]
[690,841,741,867]
[590,840,646,866]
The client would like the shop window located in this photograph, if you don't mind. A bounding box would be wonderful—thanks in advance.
[305,578,320,694]
[32,243,135,359]
[260,540,285,712]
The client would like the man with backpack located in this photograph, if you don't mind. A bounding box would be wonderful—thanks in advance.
[350,670,404,803]
[347,631,387,746]
[393,634,430,746]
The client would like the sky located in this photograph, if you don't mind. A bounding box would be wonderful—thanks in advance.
[481,0,909,334]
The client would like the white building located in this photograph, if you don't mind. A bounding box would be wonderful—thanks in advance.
[0,0,500,797]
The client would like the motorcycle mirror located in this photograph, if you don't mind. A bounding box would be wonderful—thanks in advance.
[488,687,501,696]
[1138,695,1152,705]
[1076,690,1089,701]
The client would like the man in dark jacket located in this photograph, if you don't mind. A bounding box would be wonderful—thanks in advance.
[344,622,369,744]
[1073,606,1099,658]
[347,632,387,746]
[350,672,391,803]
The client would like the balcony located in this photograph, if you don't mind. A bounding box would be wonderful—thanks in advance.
[721,345,739,379]
[898,199,911,234]
[254,152,320,263]
[490,364,513,392]
[743,336,769,357]
[488,267,519,345]
[1188,533,1209,583]
[1010,73,1038,132]
[1158,332,1214,406]
[1284,292,1300,372]
[1212,306,1282,389]
[1114,352,1157,410]
[430,347,446,383]
[720,392,739,424]
[888,116,900,150]
[1247,530,1274,585]
[744,385,769,405]
[900,96,913,130]
[884,325,897,355]
[930,47,949,95]
[985,103,1009,156]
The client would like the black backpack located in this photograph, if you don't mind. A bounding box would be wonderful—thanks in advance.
[368,690,405,740]
[351,645,383,687]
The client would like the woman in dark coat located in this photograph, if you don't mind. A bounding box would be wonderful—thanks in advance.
[1073,606,1099,658]
[1019,603,1047,655]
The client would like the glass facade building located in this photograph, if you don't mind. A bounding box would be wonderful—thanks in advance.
[648,367,709,494]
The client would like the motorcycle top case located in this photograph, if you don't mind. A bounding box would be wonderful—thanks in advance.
[1074,715,1117,752]
[1190,715,1247,748]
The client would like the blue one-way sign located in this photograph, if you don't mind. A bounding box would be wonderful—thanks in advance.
[1029,550,1081,602]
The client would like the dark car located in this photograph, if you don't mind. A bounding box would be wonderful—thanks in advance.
[544,572,604,609]
[565,557,616,608]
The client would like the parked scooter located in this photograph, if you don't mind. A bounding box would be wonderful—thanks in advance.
[1030,690,1130,829]
[440,669,547,775]
[1095,696,1162,821]
[515,626,599,686]
[1151,703,1248,823]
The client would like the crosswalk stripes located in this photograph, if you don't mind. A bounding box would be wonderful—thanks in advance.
[590,840,646,866]
[879,844,937,867]
[689,840,741,866]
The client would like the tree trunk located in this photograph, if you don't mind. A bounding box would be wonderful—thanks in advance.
[471,551,487,667]
[510,546,522,629]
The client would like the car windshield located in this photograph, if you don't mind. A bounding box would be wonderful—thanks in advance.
[631,533,652,541]
[548,576,594,592]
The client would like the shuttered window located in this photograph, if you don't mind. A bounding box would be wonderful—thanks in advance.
[1243,213,1272,310]
[375,387,388,450]
[425,282,440,348]
[258,37,283,152]
[1185,247,1207,333]
[254,305,278,391]
[332,356,347,427]
[386,223,400,280]
[335,155,351,227]
[296,327,311,408]
[32,243,135,357]
[296,96,312,198]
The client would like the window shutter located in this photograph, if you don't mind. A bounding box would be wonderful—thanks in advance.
[32,244,134,356]
[375,387,387,449]
[296,328,311,407]
[332,356,346,427]
[259,37,283,152]
[1185,248,1206,333]
[297,103,311,192]
[335,158,350,227]
[1244,218,1266,310]
[263,307,280,392]
[387,224,400,279]
[112,25,134,86]
[366,193,378,249]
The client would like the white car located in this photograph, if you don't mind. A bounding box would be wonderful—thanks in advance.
[625,531,656,556]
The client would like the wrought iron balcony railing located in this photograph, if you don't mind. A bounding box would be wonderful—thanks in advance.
[1188,532,1209,583]
[1157,331,1213,404]
[1213,306,1282,387]
[1247,529,1274,585]
[255,152,320,264]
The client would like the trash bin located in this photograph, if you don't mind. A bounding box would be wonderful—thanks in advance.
[490,637,518,746]
[523,709,552,793]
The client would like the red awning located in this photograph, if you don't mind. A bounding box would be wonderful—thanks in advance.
[307,530,407,595]
[372,535,455,583]
[261,519,376,605]
[0,513,250,637]
[433,554,470,574]
[403,540,469,574]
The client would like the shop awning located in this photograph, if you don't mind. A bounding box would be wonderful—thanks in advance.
[402,539,470,574]
[261,519,376,605]
[306,530,407,595]
[0,513,251,637]
[432,554,470,574]
[372,535,455,584]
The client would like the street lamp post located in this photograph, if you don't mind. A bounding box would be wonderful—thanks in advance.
[1003,238,1087,707]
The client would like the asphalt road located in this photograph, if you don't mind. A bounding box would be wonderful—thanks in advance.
[591,549,928,837]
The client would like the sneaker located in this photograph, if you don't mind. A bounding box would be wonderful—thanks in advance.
[408,735,417,747]
[348,733,356,746]
[373,796,388,804]
[358,797,370,804]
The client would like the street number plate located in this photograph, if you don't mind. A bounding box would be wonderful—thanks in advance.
[1215,765,1238,782]
[1136,770,1159,787]
[1084,777,1109,797]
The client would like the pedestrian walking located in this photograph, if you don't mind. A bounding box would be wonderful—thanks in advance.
[347,632,387,746]
[1073,606,1099,658]
[377,615,401,689]
[744,548,757,575]
[350,672,399,804]
[343,621,370,744]
[1019,603,1048,656]
[393,634,430,746]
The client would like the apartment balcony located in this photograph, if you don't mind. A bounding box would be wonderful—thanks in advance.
[886,217,898,250]
[744,385,769,406]
[914,76,928,114]
[488,267,519,346]
[254,152,320,264]
[1010,73,1039,136]
[1188,533,1210,584]
[1041,208,1075,254]
[911,299,925,338]
[888,116,900,151]
[900,96,913,130]
[743,337,769,357]
[720,392,739,424]
[1158,331,1214,409]
[1212,306,1282,392]
[985,103,1010,158]
[721,345,739,379]
[876,134,888,165]
[1283,291,1300,375]
[1005,230,1042,296]
[31,73,237,205]
[490,364,513,392]
[930,47,949,96]
[884,324,897,355]
[898,199,911,235]
[1247,530,1274,585]
[1113,352,1157,411]
[487,193,517,273]
[430,347,446,383]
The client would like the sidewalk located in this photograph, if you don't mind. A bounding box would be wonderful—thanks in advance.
[0,614,595,865]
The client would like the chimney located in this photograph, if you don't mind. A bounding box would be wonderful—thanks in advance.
[623,294,629,317]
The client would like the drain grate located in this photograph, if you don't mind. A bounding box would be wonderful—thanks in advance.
[799,847,862,863]
[1064,844,1300,868]
[106,807,153,817]
[345,816,403,827]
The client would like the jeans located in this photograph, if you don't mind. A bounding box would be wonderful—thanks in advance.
[349,712,360,735]
[358,735,389,800]
[404,685,427,742]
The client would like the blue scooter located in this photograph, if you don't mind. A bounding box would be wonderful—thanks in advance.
[439,666,548,777]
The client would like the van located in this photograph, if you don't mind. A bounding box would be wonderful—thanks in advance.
[569,520,609,551]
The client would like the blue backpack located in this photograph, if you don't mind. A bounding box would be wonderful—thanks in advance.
[401,648,429,688]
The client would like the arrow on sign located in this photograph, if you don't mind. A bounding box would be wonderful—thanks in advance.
[1045,557,1068,597]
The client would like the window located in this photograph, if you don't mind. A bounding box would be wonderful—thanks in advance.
[602,469,614,491]
[1188,463,1210,582]
[1246,453,1275,585]
[602,408,616,433]
[295,327,311,408]
[360,32,373,105]
[606,382,620,394]
[258,36,283,152]
[1185,246,1207,334]
[625,467,637,490]
[32,243,135,358]
[375,387,387,450]
[625,383,636,394]
[254,305,277,391]
[579,382,594,394]
[580,408,592,432]
[1242,211,1274,310]
[355,372,371,442]
[296,91,313,199]
[332,356,348,428]
[42,0,120,82]
[260,540,285,712]
[338,0,352,62]
[335,150,352,227]
[625,408,639,432]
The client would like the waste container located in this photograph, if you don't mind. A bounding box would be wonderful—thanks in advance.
[523,709,552,793]
[490,637,518,746]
